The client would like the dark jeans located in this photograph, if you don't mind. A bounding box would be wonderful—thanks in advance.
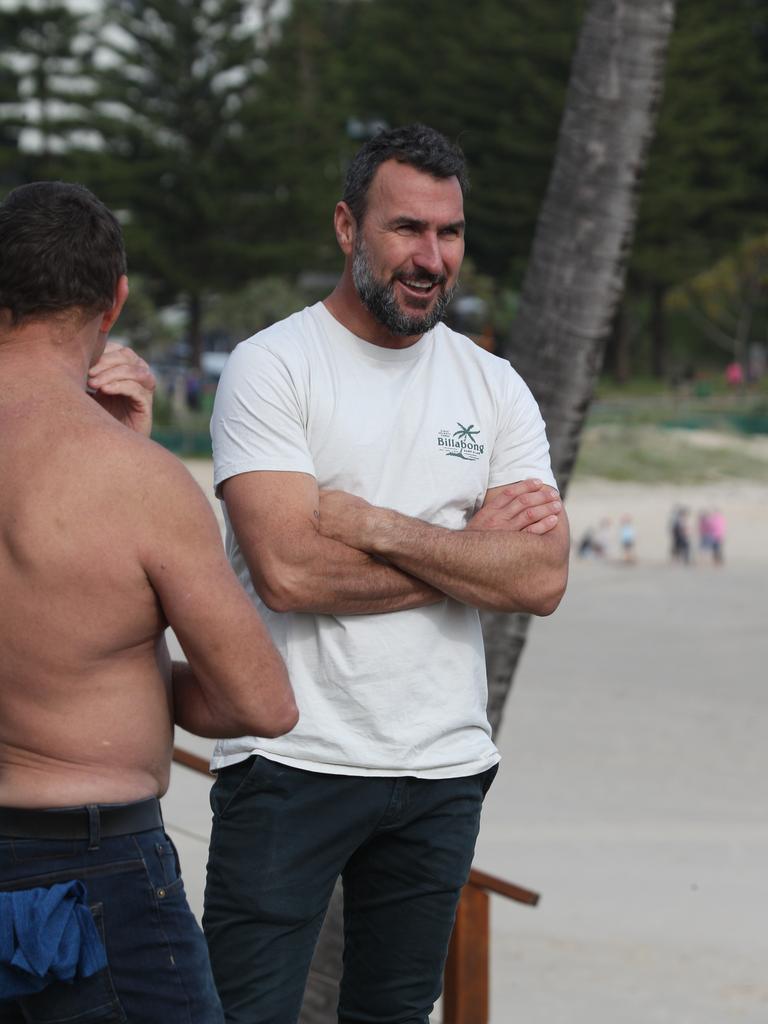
[203,756,497,1024]
[0,816,223,1023]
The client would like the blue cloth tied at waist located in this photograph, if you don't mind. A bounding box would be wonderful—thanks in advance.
[0,880,107,1000]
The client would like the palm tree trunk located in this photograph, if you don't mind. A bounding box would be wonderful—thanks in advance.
[302,1,677,1016]
[485,0,676,735]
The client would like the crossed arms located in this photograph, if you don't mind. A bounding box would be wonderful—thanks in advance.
[222,472,570,618]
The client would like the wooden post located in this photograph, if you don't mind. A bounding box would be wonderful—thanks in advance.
[443,884,490,1024]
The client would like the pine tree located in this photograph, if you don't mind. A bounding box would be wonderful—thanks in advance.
[75,0,269,366]
[0,1,85,186]
[630,0,768,376]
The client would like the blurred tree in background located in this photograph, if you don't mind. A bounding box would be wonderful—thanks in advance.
[667,232,768,371]
[72,0,276,365]
[1,0,766,379]
[0,10,22,185]
[609,0,768,380]
[0,1,85,182]
[238,0,355,274]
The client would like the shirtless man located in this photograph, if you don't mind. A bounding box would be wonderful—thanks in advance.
[0,181,297,1022]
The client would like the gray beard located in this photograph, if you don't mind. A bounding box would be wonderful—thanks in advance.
[352,238,455,337]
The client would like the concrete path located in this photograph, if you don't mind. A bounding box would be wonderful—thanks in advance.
[475,556,768,1023]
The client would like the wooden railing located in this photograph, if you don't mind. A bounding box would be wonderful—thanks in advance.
[443,868,539,1024]
[172,746,539,1024]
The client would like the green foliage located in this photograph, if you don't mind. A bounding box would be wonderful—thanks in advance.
[632,0,768,289]
[603,0,768,379]
[236,0,355,275]
[203,276,308,341]
[77,0,264,290]
[58,0,281,362]
[666,233,768,362]
[0,14,21,186]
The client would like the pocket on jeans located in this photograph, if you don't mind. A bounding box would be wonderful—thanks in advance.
[18,903,128,1024]
[209,755,275,819]
[152,837,183,895]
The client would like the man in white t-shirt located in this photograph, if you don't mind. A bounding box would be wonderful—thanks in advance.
[205,123,570,1024]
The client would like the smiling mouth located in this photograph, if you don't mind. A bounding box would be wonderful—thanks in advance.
[397,276,443,300]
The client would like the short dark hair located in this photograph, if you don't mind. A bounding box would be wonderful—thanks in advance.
[0,181,126,325]
[343,123,469,224]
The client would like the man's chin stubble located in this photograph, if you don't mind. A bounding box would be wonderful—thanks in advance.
[362,282,455,337]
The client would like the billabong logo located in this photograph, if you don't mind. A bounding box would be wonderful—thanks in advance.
[437,422,485,461]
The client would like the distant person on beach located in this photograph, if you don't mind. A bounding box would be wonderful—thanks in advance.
[205,124,570,1022]
[619,515,636,564]
[0,182,296,1021]
[708,509,726,565]
[698,507,726,566]
[698,509,713,556]
[594,517,612,559]
[670,506,691,564]
[578,526,597,557]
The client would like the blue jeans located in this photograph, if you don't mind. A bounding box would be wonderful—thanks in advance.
[203,756,497,1024]
[0,815,223,1023]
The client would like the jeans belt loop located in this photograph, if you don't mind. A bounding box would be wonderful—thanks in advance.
[87,804,101,850]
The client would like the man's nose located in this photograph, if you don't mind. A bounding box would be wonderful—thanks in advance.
[412,233,443,276]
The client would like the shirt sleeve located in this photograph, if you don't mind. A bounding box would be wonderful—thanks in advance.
[211,339,316,495]
[488,363,558,491]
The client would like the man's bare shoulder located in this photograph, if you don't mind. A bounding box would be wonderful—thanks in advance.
[90,411,202,490]
[82,410,215,542]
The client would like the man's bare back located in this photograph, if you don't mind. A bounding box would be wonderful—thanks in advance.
[0,184,297,811]
[1,379,175,806]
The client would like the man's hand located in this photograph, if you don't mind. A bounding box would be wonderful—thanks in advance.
[88,341,156,436]
[467,479,561,534]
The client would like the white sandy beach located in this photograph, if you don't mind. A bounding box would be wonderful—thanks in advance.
[165,459,768,1023]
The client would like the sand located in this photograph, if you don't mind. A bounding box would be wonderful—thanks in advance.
[165,461,768,1023]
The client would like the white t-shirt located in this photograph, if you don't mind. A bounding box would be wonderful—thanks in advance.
[210,302,556,778]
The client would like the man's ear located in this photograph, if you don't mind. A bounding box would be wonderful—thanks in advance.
[333,201,357,256]
[99,274,129,334]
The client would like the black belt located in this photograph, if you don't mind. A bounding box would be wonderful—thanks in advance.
[0,797,163,840]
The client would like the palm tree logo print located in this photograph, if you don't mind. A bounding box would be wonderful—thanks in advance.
[444,422,483,461]
[453,423,480,442]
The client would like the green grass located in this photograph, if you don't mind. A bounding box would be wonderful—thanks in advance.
[573,425,768,483]
[587,389,768,435]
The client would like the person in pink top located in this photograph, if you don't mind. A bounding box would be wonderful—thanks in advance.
[708,509,726,565]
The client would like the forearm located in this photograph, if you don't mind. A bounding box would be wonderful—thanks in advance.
[257,535,445,615]
[362,509,569,614]
[223,472,444,616]
[172,661,242,738]
[171,660,296,739]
